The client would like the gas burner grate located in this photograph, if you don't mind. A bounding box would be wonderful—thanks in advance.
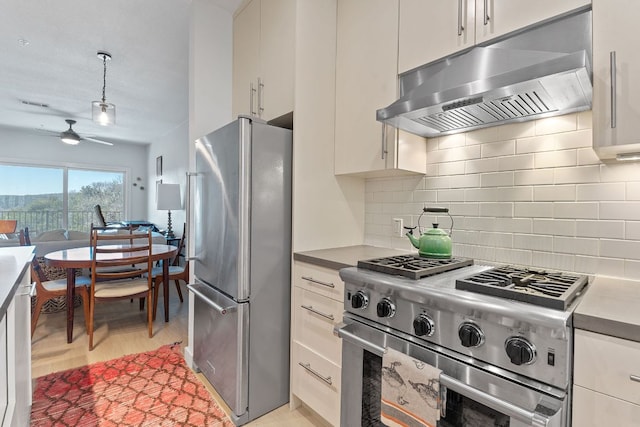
[455,265,588,310]
[357,255,474,280]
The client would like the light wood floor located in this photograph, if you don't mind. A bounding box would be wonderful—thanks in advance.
[31,284,330,427]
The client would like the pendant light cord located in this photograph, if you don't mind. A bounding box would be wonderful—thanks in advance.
[101,54,107,104]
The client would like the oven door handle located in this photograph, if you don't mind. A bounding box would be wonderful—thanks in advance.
[440,374,558,427]
[335,322,386,356]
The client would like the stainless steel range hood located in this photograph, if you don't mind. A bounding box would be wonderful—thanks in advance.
[378,9,592,138]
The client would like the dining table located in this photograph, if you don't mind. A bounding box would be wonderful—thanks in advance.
[44,243,178,343]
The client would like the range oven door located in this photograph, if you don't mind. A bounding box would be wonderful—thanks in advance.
[337,316,568,427]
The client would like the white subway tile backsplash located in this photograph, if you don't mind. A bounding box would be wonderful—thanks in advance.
[364,112,640,280]
[481,140,516,158]
[450,173,482,188]
[437,189,465,202]
[531,251,575,271]
[626,222,640,240]
[577,111,592,130]
[466,127,499,145]
[600,202,640,220]
[514,234,553,251]
[479,202,513,217]
[497,121,535,140]
[438,161,466,176]
[554,236,599,256]
[534,150,577,168]
[514,202,554,218]
[466,158,499,174]
[601,163,640,183]
[554,166,600,184]
[515,169,554,185]
[600,239,640,261]
[576,183,625,201]
[535,114,577,135]
[554,202,599,219]
[533,219,576,236]
[576,220,624,239]
[481,171,514,187]
[438,133,466,149]
[533,185,575,201]
[498,154,535,171]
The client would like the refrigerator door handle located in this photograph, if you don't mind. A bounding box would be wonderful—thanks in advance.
[188,284,237,315]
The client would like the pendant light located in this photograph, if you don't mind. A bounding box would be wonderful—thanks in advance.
[91,51,116,126]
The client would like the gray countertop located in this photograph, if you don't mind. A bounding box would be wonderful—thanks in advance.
[574,275,640,342]
[0,246,35,320]
[293,245,411,270]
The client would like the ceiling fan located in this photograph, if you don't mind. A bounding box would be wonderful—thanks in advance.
[55,119,114,146]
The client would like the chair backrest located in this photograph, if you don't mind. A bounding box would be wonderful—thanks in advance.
[0,220,17,233]
[89,223,134,246]
[90,228,153,283]
[19,227,48,283]
[93,205,107,227]
[172,223,187,266]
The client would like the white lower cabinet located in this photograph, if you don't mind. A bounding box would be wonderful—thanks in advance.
[572,329,640,426]
[291,261,343,426]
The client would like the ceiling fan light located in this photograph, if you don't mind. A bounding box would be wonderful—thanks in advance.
[92,101,116,126]
[61,133,80,145]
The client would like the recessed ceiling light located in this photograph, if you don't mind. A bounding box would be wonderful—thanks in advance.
[17,38,30,47]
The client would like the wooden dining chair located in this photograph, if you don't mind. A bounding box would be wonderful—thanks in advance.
[150,223,188,319]
[19,227,91,338]
[0,219,17,233]
[88,228,154,350]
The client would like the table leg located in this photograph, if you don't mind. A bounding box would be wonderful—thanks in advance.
[66,268,75,343]
[163,258,169,322]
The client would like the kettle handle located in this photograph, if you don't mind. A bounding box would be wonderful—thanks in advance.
[420,206,454,236]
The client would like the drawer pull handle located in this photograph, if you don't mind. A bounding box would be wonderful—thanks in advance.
[630,375,640,383]
[301,276,335,288]
[299,362,332,385]
[301,304,335,321]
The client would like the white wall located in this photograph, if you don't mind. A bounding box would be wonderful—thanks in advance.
[364,111,640,280]
[0,126,149,220]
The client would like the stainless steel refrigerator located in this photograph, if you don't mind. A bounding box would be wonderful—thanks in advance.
[187,116,292,425]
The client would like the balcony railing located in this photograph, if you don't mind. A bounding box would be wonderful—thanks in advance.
[0,210,122,235]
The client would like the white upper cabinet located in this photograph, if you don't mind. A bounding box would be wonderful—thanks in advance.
[399,0,475,74]
[335,0,426,177]
[398,0,591,74]
[232,0,295,121]
[592,0,640,160]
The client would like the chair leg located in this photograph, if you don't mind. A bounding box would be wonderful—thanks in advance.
[89,293,95,351]
[139,297,145,311]
[31,297,46,338]
[174,280,184,302]
[80,287,90,335]
[152,278,161,321]
[147,287,153,338]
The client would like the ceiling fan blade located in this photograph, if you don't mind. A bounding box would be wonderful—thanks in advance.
[81,136,114,146]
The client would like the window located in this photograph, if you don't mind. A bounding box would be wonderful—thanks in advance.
[0,164,125,233]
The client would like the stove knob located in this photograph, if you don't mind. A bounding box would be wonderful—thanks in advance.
[413,314,435,337]
[376,298,396,318]
[458,322,484,348]
[351,291,369,309]
[505,337,537,366]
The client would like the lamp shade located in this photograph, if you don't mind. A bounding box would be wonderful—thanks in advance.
[156,183,182,210]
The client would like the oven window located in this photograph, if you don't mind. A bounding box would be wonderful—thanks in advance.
[360,351,510,427]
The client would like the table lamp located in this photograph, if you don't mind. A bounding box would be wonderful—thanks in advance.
[156,183,182,238]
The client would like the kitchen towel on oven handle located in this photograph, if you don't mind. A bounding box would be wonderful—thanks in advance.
[380,347,444,427]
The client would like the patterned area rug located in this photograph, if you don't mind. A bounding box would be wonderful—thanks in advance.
[31,344,233,426]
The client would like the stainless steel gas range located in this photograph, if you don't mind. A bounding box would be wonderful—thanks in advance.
[336,255,588,427]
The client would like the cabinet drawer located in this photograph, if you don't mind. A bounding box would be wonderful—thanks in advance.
[572,384,640,427]
[294,262,344,301]
[292,342,341,427]
[574,329,640,405]
[293,287,343,365]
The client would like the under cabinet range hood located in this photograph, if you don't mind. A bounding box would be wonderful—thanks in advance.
[378,9,592,138]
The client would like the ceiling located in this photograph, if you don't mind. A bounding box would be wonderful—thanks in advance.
[0,0,241,146]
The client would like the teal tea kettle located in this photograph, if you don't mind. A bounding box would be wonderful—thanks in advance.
[406,207,453,259]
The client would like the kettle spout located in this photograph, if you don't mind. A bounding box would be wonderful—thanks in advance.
[406,232,420,249]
